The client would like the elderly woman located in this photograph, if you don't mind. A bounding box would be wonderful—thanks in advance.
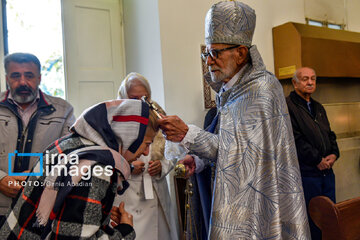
[116,72,178,240]
[0,99,158,239]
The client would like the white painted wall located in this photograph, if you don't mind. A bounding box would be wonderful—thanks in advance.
[157,0,306,126]
[304,0,346,24]
[0,3,5,92]
[347,0,360,32]
[122,0,165,108]
[123,0,360,127]
[158,0,215,126]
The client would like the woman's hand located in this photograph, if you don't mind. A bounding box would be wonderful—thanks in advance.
[148,160,162,176]
[131,160,145,175]
[110,201,133,227]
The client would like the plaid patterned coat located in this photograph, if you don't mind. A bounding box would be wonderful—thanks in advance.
[0,133,135,240]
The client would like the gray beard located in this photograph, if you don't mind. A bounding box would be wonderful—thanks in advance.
[209,71,224,83]
[11,88,38,104]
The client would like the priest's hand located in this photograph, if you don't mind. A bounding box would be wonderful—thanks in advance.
[178,155,196,178]
[158,115,189,142]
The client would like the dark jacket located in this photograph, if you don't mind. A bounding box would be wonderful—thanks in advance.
[286,91,339,177]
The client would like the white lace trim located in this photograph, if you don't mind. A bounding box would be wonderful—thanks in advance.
[180,124,202,149]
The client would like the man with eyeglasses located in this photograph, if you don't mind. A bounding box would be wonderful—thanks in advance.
[159,1,310,239]
[0,52,75,223]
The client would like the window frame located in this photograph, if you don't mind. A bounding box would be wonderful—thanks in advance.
[306,17,345,30]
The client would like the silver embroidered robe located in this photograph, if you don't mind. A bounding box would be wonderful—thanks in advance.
[188,46,310,239]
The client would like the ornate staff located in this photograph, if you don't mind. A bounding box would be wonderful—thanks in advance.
[141,96,163,119]
[142,96,198,239]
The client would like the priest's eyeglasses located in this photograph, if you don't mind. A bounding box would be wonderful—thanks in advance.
[201,45,239,61]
